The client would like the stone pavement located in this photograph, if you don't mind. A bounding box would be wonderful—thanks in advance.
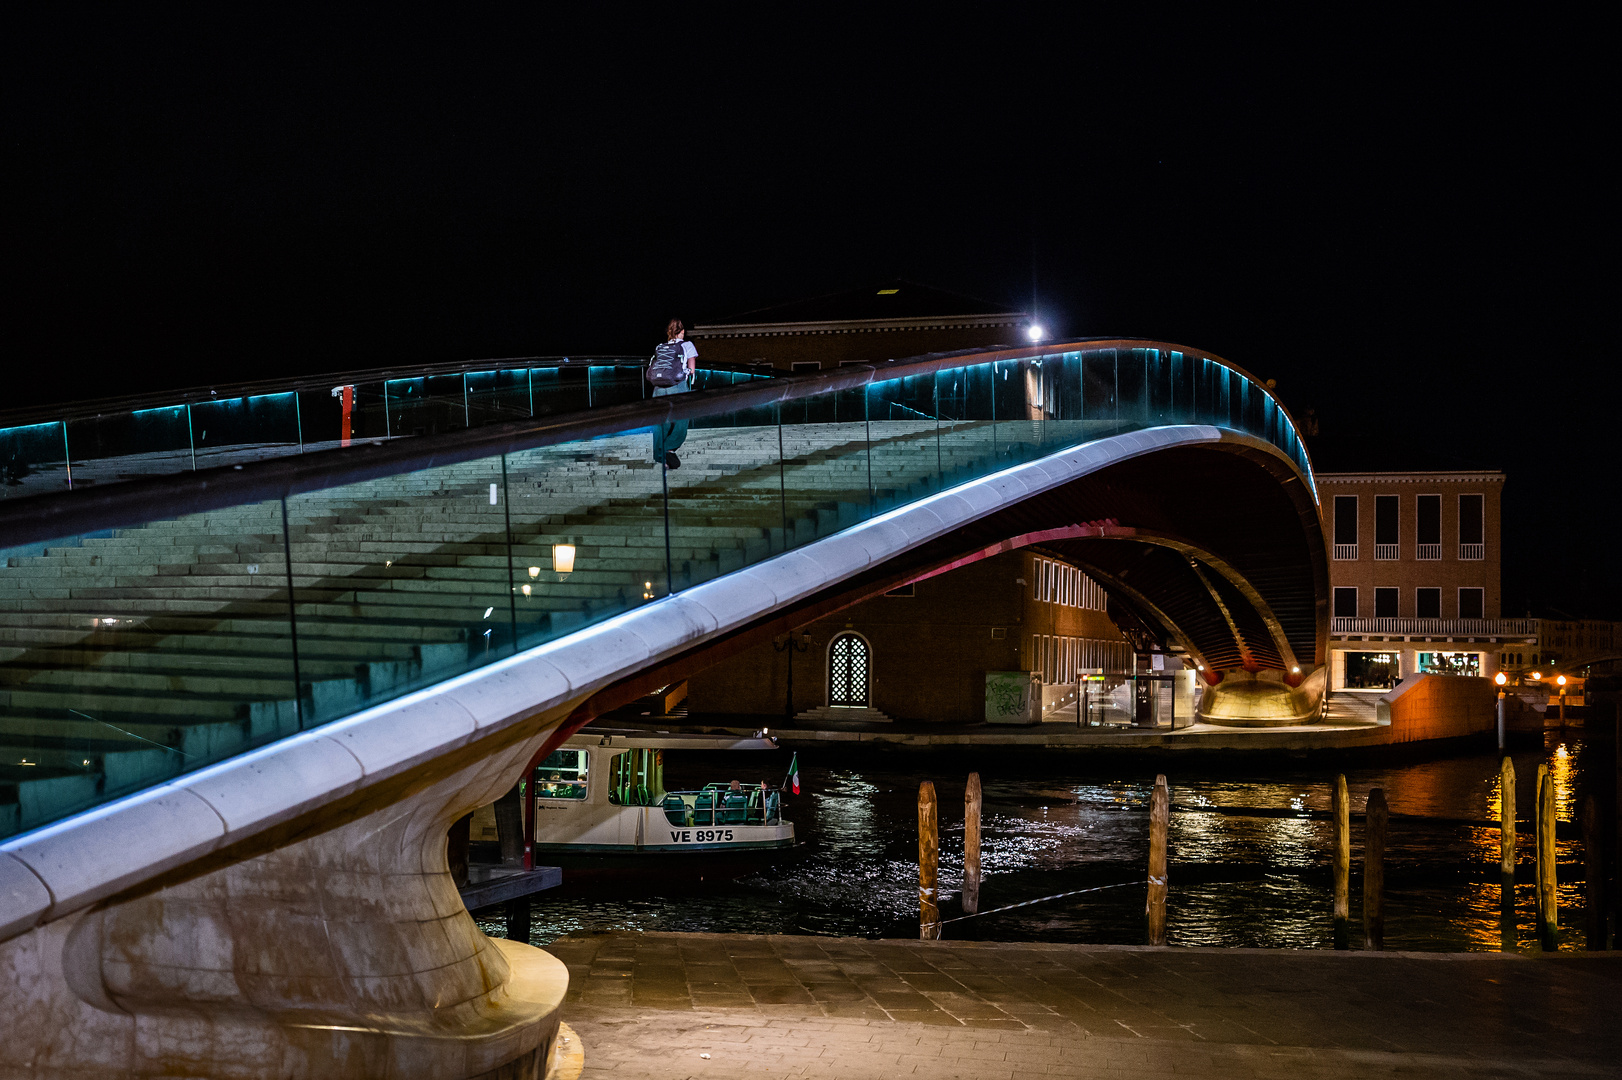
[546,931,1622,1079]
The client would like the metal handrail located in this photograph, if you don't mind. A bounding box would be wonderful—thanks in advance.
[0,337,1312,550]
[0,354,719,428]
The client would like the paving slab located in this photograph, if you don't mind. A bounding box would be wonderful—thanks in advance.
[548,930,1622,1079]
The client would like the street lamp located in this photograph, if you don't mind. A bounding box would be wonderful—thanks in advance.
[772,631,812,725]
[1556,674,1568,727]
[1494,670,1508,750]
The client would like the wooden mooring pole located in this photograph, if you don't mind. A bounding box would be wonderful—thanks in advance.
[1363,788,1387,950]
[1584,794,1607,950]
[919,780,940,940]
[1500,757,1517,950]
[963,772,982,915]
[1147,774,1169,946]
[1537,763,1559,951]
[1333,774,1350,950]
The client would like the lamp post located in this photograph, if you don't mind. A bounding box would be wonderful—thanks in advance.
[1556,674,1567,727]
[1494,670,1508,750]
[772,631,811,725]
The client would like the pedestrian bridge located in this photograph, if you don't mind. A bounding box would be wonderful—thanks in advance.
[0,340,1326,1077]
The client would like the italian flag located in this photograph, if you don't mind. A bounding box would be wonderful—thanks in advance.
[786,753,800,795]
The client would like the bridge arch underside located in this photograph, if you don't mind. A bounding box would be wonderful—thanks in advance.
[586,441,1331,729]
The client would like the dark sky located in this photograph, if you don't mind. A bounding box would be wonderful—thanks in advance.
[2,9,1613,616]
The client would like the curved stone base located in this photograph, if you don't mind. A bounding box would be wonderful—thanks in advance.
[0,722,570,1079]
[1198,668,1327,727]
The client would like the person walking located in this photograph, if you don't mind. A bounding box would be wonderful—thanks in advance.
[649,318,697,469]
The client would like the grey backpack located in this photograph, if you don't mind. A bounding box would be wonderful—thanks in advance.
[647,341,688,388]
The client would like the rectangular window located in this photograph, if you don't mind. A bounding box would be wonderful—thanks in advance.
[1459,587,1484,620]
[1032,560,1042,601]
[1419,651,1480,677]
[1374,587,1399,618]
[535,749,589,800]
[1416,494,1441,560]
[1333,587,1358,619]
[1459,494,1484,559]
[1343,651,1401,690]
[1333,496,1358,559]
[1416,587,1441,619]
[1374,495,1399,559]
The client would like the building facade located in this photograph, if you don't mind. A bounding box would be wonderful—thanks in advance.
[1533,619,1621,670]
[1318,470,1535,689]
[689,280,1030,372]
[686,549,1130,724]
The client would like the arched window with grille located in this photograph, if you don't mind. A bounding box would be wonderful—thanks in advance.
[828,633,871,708]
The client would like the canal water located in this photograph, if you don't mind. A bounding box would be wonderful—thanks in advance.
[478,734,1605,952]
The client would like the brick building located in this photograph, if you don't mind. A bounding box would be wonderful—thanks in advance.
[686,549,1130,724]
[688,280,1031,373]
[1318,469,1536,689]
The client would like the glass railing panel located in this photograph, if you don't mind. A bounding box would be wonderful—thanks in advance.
[64,405,196,484]
[1052,351,1084,421]
[1117,348,1148,428]
[663,406,788,592]
[933,364,1001,490]
[527,366,594,417]
[1168,350,1195,423]
[385,373,469,439]
[190,392,302,469]
[692,368,766,393]
[294,388,341,450]
[1145,348,1174,426]
[466,369,534,426]
[285,456,516,727]
[0,421,71,501]
[1082,350,1119,427]
[865,373,944,513]
[779,395,873,550]
[0,500,297,841]
[586,365,652,409]
[1029,352,1077,454]
[346,381,392,442]
[505,434,673,646]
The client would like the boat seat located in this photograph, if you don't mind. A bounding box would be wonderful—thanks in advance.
[662,791,690,827]
[693,789,716,826]
[719,793,748,825]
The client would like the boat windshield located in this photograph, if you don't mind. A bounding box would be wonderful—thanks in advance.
[662,785,782,827]
[608,748,664,806]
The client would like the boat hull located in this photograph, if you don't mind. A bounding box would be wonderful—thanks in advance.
[535,822,795,854]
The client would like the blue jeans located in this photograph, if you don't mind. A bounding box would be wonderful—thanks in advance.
[652,379,690,460]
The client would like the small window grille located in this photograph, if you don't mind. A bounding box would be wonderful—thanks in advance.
[829,633,870,708]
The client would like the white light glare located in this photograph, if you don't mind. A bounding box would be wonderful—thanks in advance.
[1026,324,1046,342]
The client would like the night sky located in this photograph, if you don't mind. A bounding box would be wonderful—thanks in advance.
[2,10,1612,616]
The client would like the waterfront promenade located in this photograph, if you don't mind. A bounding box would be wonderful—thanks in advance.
[549,931,1620,1078]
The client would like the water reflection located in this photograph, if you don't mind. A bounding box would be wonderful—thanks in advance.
[488,734,1597,952]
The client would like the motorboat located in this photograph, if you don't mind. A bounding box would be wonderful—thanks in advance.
[518,729,795,854]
